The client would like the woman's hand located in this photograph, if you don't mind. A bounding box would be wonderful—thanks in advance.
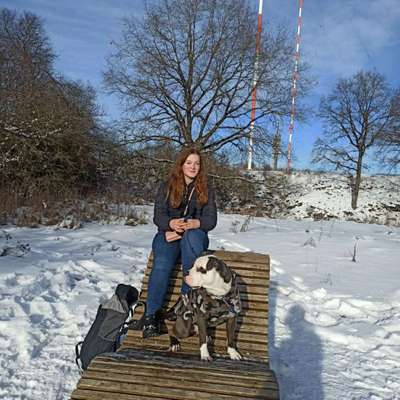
[169,218,186,233]
[165,231,182,242]
[169,218,201,232]
[182,219,201,230]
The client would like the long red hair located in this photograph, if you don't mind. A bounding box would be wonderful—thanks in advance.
[167,148,208,208]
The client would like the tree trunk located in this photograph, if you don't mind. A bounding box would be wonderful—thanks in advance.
[351,157,363,209]
[273,153,278,170]
[272,131,281,171]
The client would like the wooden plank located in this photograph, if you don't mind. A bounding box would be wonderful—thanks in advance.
[121,337,269,354]
[141,275,270,288]
[148,250,269,265]
[125,327,268,346]
[140,282,269,295]
[119,344,268,361]
[100,349,272,372]
[214,250,269,264]
[132,315,269,331]
[144,268,269,279]
[141,274,270,286]
[80,371,276,398]
[139,320,268,335]
[139,289,268,305]
[127,314,269,334]
[133,304,268,317]
[71,388,170,400]
[121,338,268,357]
[154,296,269,311]
[76,378,275,400]
[90,358,277,383]
[136,293,270,311]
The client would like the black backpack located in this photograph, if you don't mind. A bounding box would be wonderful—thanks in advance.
[75,284,145,371]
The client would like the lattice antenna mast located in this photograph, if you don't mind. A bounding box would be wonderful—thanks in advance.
[247,0,263,170]
[286,0,304,174]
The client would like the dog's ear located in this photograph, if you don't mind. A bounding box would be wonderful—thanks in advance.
[205,256,219,271]
[212,258,232,283]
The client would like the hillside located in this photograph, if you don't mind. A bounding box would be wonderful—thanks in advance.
[248,171,400,227]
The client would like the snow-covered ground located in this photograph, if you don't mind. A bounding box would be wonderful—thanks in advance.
[1,208,399,399]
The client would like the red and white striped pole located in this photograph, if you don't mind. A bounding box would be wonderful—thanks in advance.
[247,0,263,170]
[286,0,304,174]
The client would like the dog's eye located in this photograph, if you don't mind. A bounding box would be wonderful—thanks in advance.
[196,267,207,274]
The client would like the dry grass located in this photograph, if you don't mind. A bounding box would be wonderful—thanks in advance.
[0,185,149,228]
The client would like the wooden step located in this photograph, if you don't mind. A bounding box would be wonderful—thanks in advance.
[148,250,269,265]
[122,335,268,359]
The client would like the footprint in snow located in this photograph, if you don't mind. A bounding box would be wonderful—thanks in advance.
[0,243,30,257]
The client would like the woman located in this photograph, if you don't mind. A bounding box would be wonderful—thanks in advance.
[143,148,217,338]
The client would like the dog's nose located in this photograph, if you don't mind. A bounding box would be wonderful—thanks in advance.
[183,270,190,277]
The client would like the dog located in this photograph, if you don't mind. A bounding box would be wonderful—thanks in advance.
[168,255,242,361]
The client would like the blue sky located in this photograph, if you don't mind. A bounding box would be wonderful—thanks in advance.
[1,0,400,170]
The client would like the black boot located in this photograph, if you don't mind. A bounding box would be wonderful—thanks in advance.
[142,314,161,339]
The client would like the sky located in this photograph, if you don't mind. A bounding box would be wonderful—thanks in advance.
[1,0,400,170]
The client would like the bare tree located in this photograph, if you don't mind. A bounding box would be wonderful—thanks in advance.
[246,122,286,169]
[0,9,54,90]
[376,89,400,171]
[271,120,282,170]
[0,9,101,198]
[104,0,310,154]
[312,70,400,209]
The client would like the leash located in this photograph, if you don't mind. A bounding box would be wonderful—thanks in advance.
[183,186,195,218]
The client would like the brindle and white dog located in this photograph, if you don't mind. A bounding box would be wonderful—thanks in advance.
[168,255,242,361]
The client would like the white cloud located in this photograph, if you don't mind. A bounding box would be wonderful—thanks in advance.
[301,0,400,86]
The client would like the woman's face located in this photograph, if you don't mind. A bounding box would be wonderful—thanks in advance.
[182,153,201,182]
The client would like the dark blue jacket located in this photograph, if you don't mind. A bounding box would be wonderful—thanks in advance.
[153,181,217,233]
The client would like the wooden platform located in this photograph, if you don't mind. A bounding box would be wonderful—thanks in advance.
[70,250,279,400]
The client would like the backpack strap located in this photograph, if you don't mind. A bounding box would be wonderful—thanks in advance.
[75,341,84,374]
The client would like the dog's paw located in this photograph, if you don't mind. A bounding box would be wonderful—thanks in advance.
[170,343,181,352]
[227,347,242,360]
[169,336,181,352]
[200,343,213,362]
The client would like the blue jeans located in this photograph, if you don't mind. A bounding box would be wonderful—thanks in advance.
[146,229,209,316]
